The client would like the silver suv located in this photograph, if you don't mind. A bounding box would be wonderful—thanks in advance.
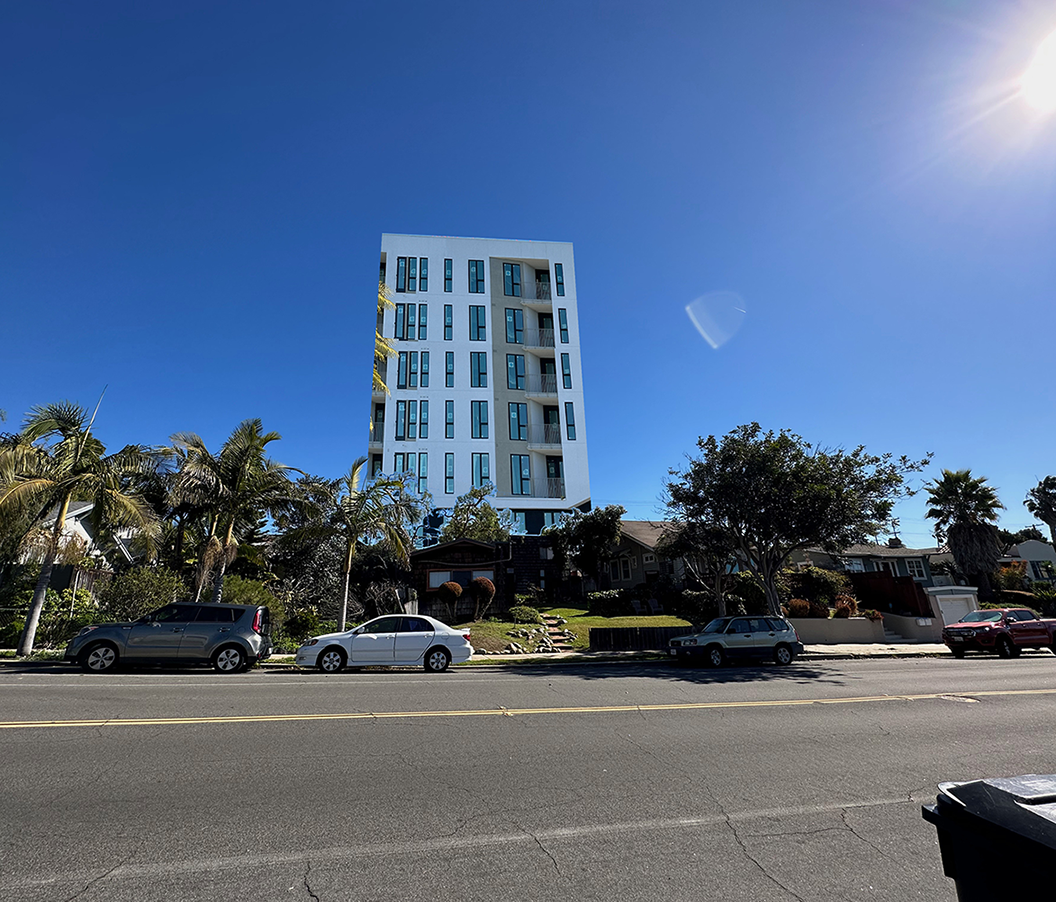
[64,602,273,673]
[669,615,804,667]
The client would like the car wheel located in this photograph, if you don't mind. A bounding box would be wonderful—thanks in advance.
[424,646,450,673]
[996,637,1015,659]
[317,646,346,673]
[213,645,247,673]
[951,648,966,659]
[705,645,725,668]
[773,643,794,666]
[81,642,119,673]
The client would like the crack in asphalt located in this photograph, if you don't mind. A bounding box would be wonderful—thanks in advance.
[840,808,894,862]
[524,827,566,881]
[61,851,134,902]
[302,860,320,902]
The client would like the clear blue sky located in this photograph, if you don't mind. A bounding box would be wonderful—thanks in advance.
[4,1,1055,546]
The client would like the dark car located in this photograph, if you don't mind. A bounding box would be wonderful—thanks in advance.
[669,615,804,667]
[64,602,273,673]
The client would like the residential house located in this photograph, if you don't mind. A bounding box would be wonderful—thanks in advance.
[605,520,683,592]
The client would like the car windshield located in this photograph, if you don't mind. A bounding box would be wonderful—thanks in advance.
[958,611,1003,623]
[698,619,728,634]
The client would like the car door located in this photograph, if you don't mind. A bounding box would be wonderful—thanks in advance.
[748,617,776,657]
[177,606,238,661]
[1009,610,1046,644]
[723,618,756,658]
[393,617,435,663]
[348,616,401,663]
[124,604,199,660]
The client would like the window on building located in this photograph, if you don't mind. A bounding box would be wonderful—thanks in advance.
[842,558,866,573]
[406,303,415,339]
[509,402,528,441]
[395,400,407,441]
[620,558,631,581]
[417,453,428,494]
[445,453,455,494]
[444,258,452,292]
[396,257,408,292]
[905,559,926,579]
[564,402,576,440]
[469,306,486,340]
[407,401,417,440]
[420,351,429,387]
[443,304,453,340]
[555,263,565,296]
[371,454,383,478]
[511,511,527,534]
[472,453,490,488]
[558,308,569,343]
[503,262,522,297]
[417,304,427,340]
[507,354,525,389]
[543,512,561,529]
[511,455,531,495]
[471,401,489,439]
[397,352,409,389]
[467,352,485,387]
[418,258,428,292]
[394,303,405,339]
[505,308,524,343]
[561,353,572,389]
[419,400,429,439]
[445,400,455,439]
[394,452,409,473]
[408,351,418,389]
[407,257,417,292]
[468,260,485,293]
[445,351,455,387]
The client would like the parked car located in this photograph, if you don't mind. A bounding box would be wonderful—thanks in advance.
[296,614,472,673]
[64,602,273,673]
[941,608,1056,658]
[669,615,804,667]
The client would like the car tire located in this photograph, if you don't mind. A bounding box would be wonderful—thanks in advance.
[996,637,1015,659]
[213,645,247,673]
[424,646,450,673]
[773,643,794,666]
[81,642,119,673]
[951,648,966,659]
[705,645,725,668]
[317,646,346,674]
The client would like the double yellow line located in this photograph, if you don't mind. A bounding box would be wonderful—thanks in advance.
[3,687,1056,730]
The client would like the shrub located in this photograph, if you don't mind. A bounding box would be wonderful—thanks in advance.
[808,600,830,618]
[586,589,624,616]
[509,604,542,624]
[437,581,462,602]
[782,566,850,606]
[468,576,496,620]
[861,609,883,622]
[725,571,768,614]
[785,598,810,618]
[283,610,323,643]
[677,590,722,625]
[834,594,858,617]
[995,565,1028,592]
[98,565,188,622]
[221,575,285,630]
[832,603,852,618]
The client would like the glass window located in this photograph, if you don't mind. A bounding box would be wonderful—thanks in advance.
[509,402,528,441]
[444,258,452,292]
[394,303,405,339]
[445,400,455,439]
[443,304,453,340]
[397,352,408,389]
[503,262,522,297]
[555,263,565,296]
[470,352,488,387]
[505,308,524,343]
[409,351,418,389]
[558,308,569,343]
[420,351,429,387]
[393,452,409,473]
[564,402,576,441]
[396,257,407,292]
[417,304,427,340]
[401,617,432,633]
[419,400,429,439]
[468,260,485,293]
[363,616,402,634]
[507,354,525,389]
[728,619,750,633]
[561,353,572,389]
[417,452,428,494]
[472,453,490,488]
[418,258,428,292]
[407,257,417,292]
[445,453,455,493]
[407,400,417,440]
[370,454,382,477]
[445,351,455,388]
[469,306,486,340]
[471,401,489,439]
[406,303,416,339]
[905,559,926,579]
[511,454,531,495]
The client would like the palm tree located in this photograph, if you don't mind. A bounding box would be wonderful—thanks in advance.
[1025,477,1056,553]
[0,402,161,654]
[925,469,1004,599]
[170,420,298,604]
[374,280,396,395]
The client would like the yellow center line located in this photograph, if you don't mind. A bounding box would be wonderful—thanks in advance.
[3,687,1056,730]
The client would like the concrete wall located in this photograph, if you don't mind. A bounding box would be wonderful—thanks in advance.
[883,612,944,642]
[789,617,887,644]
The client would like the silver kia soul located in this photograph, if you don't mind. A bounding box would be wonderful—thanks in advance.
[64,602,273,673]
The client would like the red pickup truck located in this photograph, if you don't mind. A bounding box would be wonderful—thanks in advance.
[942,608,1056,658]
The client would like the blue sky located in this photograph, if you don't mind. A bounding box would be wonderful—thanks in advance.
[3,1,1055,546]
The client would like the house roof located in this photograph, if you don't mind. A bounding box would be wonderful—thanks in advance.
[805,543,940,559]
[619,520,671,551]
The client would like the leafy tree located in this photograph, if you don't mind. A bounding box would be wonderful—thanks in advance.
[468,576,496,620]
[545,505,626,586]
[439,483,511,543]
[1025,477,1056,552]
[998,525,1045,548]
[666,423,928,617]
[655,520,735,615]
[98,565,188,621]
[925,469,1004,601]
[0,402,161,654]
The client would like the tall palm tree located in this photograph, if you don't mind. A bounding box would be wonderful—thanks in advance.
[374,280,396,396]
[170,420,298,604]
[0,402,161,654]
[925,469,1004,599]
[1025,477,1056,553]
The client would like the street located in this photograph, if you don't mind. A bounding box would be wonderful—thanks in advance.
[3,656,1056,901]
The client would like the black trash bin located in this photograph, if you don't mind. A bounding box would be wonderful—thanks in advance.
[922,775,1056,901]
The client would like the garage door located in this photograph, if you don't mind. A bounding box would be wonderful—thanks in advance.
[937,597,973,626]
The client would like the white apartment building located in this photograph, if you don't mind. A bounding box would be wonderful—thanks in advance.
[370,234,590,535]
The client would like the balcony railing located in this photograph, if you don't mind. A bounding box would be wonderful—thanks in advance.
[368,425,384,444]
[532,281,552,301]
[524,373,558,395]
[523,328,555,348]
[527,423,562,445]
[536,477,565,499]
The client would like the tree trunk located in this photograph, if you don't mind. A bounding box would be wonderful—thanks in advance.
[339,540,354,632]
[210,523,236,605]
[762,573,783,617]
[18,494,72,656]
[713,572,726,617]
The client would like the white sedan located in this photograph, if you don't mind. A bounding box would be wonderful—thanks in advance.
[296,614,472,673]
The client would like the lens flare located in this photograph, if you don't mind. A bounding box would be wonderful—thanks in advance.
[685,291,746,350]
[1022,28,1056,112]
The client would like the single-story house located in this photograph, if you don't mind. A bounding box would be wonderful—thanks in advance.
[604,520,684,591]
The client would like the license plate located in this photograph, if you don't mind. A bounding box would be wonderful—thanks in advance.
[669,649,677,656]
[949,636,963,642]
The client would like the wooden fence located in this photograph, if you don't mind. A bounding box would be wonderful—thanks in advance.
[589,626,689,652]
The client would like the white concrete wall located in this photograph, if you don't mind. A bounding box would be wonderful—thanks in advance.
[789,617,887,644]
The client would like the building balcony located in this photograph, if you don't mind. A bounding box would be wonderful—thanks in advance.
[368,425,384,447]
[524,373,558,397]
[527,423,562,447]
[522,328,555,349]
[535,477,565,499]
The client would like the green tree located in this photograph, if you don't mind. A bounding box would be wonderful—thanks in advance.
[98,565,188,621]
[1025,477,1056,552]
[545,505,626,586]
[0,402,161,654]
[925,469,1004,601]
[439,483,511,543]
[666,423,928,617]
[655,520,736,615]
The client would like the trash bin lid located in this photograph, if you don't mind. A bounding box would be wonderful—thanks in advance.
[930,775,1056,851]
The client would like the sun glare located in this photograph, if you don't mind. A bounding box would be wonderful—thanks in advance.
[1022,28,1056,112]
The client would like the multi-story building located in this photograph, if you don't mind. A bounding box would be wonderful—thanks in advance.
[370,233,590,535]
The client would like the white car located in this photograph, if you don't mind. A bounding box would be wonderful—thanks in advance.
[296,614,472,673]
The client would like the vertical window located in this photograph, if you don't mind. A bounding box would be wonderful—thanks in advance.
[394,452,408,473]
[503,262,522,297]
[564,402,576,440]
[470,352,488,387]
[417,453,428,494]
[561,353,572,389]
[418,304,428,340]
[418,258,428,292]
[468,260,485,293]
[472,453,490,488]
[555,263,565,296]
[469,306,486,340]
[443,304,453,340]
[370,454,383,478]
[395,400,407,440]
[420,351,429,387]
[445,453,455,494]
[394,304,406,339]
[407,257,417,292]
[396,257,407,292]
[444,258,452,292]
[445,400,455,438]
[419,400,429,439]
[507,354,525,389]
[471,401,489,439]
[407,400,417,440]
[509,403,528,441]
[505,308,524,343]
[406,303,416,339]
[445,351,455,387]
[511,455,531,496]
[397,352,408,389]
[409,351,418,389]
[558,308,569,343]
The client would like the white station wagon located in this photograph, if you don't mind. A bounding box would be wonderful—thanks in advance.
[296,614,473,673]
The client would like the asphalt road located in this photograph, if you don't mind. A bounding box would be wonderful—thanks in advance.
[4,656,1056,901]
